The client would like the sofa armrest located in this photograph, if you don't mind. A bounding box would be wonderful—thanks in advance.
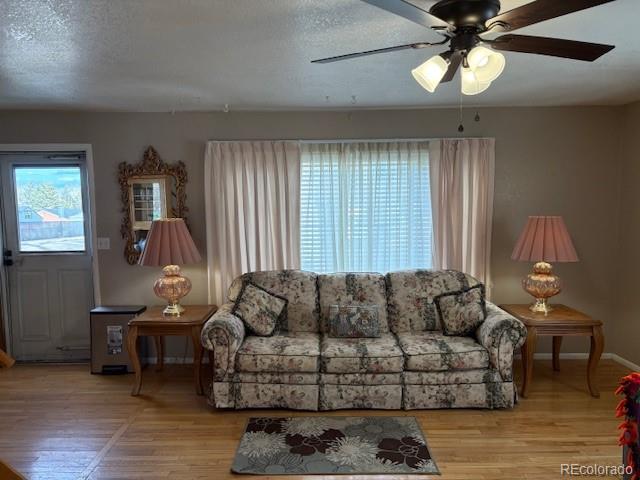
[476,302,527,381]
[201,303,245,381]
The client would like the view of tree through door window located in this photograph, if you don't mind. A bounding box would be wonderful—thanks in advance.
[14,166,86,252]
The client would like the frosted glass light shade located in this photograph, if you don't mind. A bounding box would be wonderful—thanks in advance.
[461,67,491,96]
[412,55,449,93]
[467,46,505,83]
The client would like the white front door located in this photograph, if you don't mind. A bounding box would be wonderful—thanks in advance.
[0,153,94,361]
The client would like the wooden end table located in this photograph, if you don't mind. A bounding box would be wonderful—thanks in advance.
[499,304,604,398]
[127,305,217,396]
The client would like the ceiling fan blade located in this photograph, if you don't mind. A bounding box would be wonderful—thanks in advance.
[361,0,451,30]
[491,34,614,61]
[487,0,617,32]
[311,42,434,64]
[440,52,462,83]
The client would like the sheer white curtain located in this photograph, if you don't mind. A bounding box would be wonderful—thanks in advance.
[204,141,301,305]
[429,138,495,290]
[300,141,432,273]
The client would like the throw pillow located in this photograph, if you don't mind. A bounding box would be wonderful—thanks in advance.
[328,305,380,338]
[232,283,287,336]
[434,284,487,336]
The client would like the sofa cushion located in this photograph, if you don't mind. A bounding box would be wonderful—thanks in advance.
[435,284,487,336]
[228,270,319,332]
[328,305,380,338]
[397,331,489,372]
[320,333,404,373]
[232,283,287,336]
[236,332,320,373]
[318,273,389,333]
[386,270,480,333]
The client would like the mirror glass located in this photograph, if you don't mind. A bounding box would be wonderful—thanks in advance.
[129,176,173,253]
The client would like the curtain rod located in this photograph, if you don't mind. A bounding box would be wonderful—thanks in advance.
[207,137,493,143]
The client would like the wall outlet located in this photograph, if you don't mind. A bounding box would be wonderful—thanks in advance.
[97,237,110,250]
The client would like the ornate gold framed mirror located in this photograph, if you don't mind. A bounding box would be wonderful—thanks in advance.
[118,147,188,265]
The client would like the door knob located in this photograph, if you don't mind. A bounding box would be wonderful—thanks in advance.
[3,249,13,266]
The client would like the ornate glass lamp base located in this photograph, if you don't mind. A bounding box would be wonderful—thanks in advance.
[153,265,192,317]
[530,297,554,314]
[163,302,185,316]
[523,261,561,316]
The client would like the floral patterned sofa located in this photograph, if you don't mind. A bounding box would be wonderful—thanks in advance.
[201,270,526,411]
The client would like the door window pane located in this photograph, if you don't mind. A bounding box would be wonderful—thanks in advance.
[14,166,86,252]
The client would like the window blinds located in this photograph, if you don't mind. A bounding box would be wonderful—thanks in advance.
[300,141,432,273]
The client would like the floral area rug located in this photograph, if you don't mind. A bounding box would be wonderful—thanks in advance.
[231,416,440,475]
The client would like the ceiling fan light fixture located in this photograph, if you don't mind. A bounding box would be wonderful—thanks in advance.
[467,46,506,83]
[461,66,491,96]
[411,54,449,93]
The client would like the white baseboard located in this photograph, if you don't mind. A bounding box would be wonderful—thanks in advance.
[515,352,640,371]
[610,354,640,371]
[514,352,600,360]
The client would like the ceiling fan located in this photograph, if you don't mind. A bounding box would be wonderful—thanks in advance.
[311,0,617,95]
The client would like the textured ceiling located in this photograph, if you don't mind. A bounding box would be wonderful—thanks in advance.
[0,0,638,111]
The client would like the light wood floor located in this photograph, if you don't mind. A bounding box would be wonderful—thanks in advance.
[0,359,630,480]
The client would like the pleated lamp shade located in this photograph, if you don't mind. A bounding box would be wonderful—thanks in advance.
[138,218,201,266]
[511,216,579,263]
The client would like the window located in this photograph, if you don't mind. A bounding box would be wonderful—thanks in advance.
[14,166,86,252]
[300,141,432,273]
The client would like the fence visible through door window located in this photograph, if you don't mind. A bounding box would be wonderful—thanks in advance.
[14,166,86,252]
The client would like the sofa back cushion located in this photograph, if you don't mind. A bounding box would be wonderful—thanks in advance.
[385,270,480,333]
[228,270,319,332]
[318,273,389,333]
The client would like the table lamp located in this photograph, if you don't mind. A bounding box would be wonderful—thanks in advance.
[138,218,201,316]
[511,216,578,314]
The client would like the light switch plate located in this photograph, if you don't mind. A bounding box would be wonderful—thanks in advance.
[97,237,110,250]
